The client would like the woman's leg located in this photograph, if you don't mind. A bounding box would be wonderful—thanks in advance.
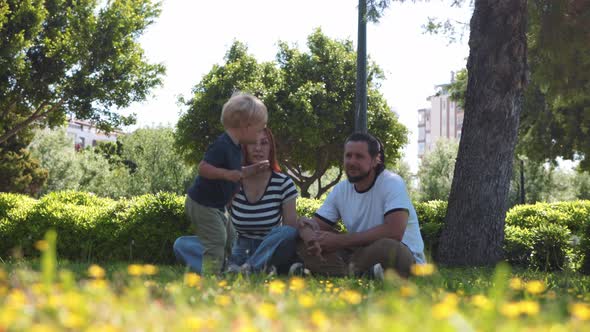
[173,236,204,274]
[246,225,298,272]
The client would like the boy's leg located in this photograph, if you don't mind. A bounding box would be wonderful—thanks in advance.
[296,240,350,277]
[349,238,415,278]
[173,236,204,274]
[185,196,227,274]
[246,225,298,272]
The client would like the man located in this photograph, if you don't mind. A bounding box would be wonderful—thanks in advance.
[295,132,425,278]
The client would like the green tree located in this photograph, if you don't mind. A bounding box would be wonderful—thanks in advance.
[118,126,195,196]
[417,139,459,202]
[176,30,407,198]
[0,0,165,145]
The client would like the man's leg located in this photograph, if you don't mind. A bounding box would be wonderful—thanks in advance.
[296,241,350,277]
[185,196,227,274]
[246,225,298,272]
[350,238,415,278]
[173,236,204,274]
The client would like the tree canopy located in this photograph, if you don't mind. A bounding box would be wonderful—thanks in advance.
[0,0,165,145]
[175,29,408,198]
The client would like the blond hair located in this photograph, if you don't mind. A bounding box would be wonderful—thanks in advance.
[220,93,268,129]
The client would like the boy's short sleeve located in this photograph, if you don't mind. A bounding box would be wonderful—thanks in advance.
[203,140,227,167]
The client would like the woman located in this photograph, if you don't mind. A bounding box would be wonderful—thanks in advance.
[226,127,299,274]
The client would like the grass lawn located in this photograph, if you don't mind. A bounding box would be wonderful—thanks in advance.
[1,234,590,331]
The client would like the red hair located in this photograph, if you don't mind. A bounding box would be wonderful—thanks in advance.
[242,127,281,172]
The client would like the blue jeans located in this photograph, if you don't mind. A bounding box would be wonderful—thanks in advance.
[174,236,205,274]
[229,225,298,272]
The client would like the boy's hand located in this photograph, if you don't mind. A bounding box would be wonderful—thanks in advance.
[241,160,270,178]
[225,170,242,182]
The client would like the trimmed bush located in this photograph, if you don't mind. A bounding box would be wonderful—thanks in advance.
[580,221,590,274]
[415,200,447,225]
[420,222,444,256]
[530,223,571,271]
[503,225,534,266]
[0,193,38,256]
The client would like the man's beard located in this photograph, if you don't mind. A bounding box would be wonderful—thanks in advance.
[346,169,370,183]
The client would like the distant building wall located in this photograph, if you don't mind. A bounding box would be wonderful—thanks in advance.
[65,119,121,151]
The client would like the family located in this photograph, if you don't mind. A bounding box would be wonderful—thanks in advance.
[173,93,425,279]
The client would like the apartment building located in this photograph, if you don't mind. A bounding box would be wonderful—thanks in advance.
[418,84,464,160]
[66,119,120,151]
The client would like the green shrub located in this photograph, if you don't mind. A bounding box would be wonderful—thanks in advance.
[415,200,447,225]
[420,222,444,257]
[113,192,187,263]
[578,221,590,275]
[0,193,37,257]
[530,224,572,271]
[506,201,590,233]
[503,225,534,266]
[296,198,323,218]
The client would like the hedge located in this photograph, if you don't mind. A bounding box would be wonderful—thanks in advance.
[2,191,589,272]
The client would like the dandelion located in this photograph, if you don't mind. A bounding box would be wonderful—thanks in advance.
[0,268,6,281]
[509,277,525,291]
[257,302,277,320]
[215,295,231,307]
[340,290,362,305]
[127,264,143,276]
[298,294,315,308]
[86,324,120,332]
[500,302,521,319]
[471,294,492,310]
[60,312,85,329]
[268,280,286,295]
[184,273,201,288]
[6,289,26,308]
[88,264,105,279]
[400,285,416,298]
[35,240,49,251]
[432,301,456,320]
[519,300,540,316]
[184,317,203,329]
[525,280,546,295]
[88,279,108,289]
[218,280,228,288]
[142,264,158,276]
[29,324,58,332]
[289,277,305,292]
[311,310,328,328]
[570,303,590,321]
[410,263,435,276]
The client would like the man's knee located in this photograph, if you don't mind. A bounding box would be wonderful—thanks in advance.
[367,238,414,277]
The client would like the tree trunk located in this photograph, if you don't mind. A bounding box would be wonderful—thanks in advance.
[355,0,368,133]
[437,0,528,266]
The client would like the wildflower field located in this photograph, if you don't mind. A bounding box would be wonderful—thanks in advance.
[1,232,590,331]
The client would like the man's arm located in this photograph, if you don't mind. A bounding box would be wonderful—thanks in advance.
[315,210,409,253]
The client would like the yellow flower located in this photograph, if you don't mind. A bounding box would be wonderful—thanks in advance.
[88,264,105,279]
[86,324,120,332]
[29,324,58,332]
[570,303,590,321]
[257,302,278,320]
[35,240,49,251]
[410,263,435,276]
[500,302,521,319]
[340,290,362,305]
[471,294,492,310]
[6,289,26,308]
[88,279,108,290]
[218,280,228,288]
[268,280,286,295]
[184,273,201,288]
[298,294,315,308]
[509,277,525,290]
[215,295,231,307]
[60,312,85,329]
[0,268,6,281]
[432,301,456,320]
[400,285,416,298]
[289,277,305,292]
[525,280,546,295]
[0,286,7,297]
[0,308,18,327]
[127,264,143,276]
[183,317,203,329]
[519,300,540,316]
[142,264,158,275]
[311,310,328,327]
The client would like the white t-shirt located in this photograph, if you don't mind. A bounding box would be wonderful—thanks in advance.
[316,170,426,264]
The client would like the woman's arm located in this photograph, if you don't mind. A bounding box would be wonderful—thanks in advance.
[281,198,298,228]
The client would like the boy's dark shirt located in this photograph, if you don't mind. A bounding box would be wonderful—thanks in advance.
[187,132,242,209]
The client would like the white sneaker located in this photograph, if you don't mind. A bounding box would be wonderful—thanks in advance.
[288,262,304,276]
[371,263,384,281]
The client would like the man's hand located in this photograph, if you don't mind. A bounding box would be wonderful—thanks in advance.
[315,231,343,253]
[241,160,270,178]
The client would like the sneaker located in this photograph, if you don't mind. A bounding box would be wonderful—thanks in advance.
[266,265,277,277]
[288,262,304,276]
[371,263,384,281]
[225,263,241,274]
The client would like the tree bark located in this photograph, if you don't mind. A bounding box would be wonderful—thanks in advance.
[437,0,528,266]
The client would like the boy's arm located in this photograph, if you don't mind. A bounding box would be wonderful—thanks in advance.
[198,161,241,182]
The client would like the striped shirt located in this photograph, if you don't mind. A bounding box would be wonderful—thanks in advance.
[230,172,298,239]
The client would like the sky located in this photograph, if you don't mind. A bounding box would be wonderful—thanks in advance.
[121,0,473,172]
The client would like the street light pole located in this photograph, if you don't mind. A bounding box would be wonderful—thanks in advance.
[355,0,368,133]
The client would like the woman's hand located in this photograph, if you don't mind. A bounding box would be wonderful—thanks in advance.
[241,160,270,178]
